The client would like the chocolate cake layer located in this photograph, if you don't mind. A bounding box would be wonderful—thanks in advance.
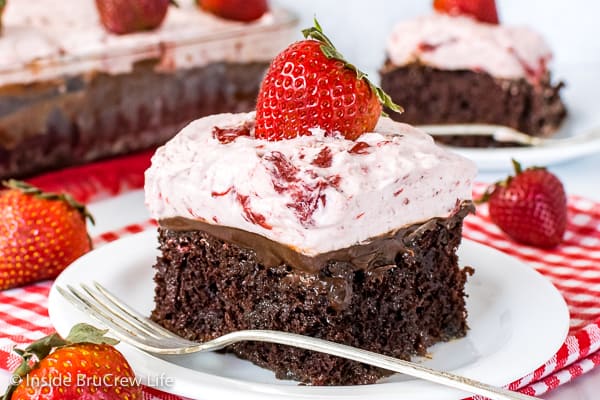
[380,63,567,147]
[151,203,474,385]
[0,60,268,179]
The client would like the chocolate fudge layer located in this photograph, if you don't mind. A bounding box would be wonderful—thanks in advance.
[0,61,268,179]
[380,63,567,147]
[151,202,474,386]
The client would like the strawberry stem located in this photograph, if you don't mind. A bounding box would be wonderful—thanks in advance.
[477,159,527,205]
[475,189,491,205]
[65,323,119,346]
[2,179,95,226]
[512,158,523,175]
[23,333,69,361]
[0,0,5,33]
[302,18,404,115]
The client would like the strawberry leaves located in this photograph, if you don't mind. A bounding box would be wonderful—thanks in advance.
[2,180,95,225]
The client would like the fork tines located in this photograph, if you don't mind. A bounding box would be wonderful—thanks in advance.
[57,282,195,352]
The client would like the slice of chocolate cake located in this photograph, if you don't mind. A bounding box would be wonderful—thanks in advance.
[145,112,477,385]
[380,13,567,147]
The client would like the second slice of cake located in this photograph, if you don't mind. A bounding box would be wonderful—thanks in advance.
[380,1,567,147]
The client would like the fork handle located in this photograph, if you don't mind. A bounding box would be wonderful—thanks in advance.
[202,330,537,400]
[418,123,600,147]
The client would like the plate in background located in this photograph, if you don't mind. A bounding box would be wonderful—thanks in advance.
[441,63,600,171]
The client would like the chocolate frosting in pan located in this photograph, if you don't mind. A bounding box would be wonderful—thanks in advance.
[159,201,474,274]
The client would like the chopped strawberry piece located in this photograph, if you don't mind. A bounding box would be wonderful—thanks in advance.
[211,187,233,197]
[264,151,300,193]
[263,151,339,226]
[349,141,371,154]
[311,147,333,168]
[328,175,342,189]
[213,123,252,144]
[394,188,404,197]
[236,194,272,230]
[418,42,440,52]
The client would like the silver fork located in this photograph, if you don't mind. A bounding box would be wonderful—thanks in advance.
[58,282,539,400]
[418,123,600,147]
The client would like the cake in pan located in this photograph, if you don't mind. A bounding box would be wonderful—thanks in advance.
[0,0,296,179]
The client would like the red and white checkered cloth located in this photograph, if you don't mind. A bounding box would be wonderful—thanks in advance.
[1,154,599,399]
[465,184,600,399]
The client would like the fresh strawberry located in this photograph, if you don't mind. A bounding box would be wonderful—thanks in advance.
[3,323,142,400]
[0,180,94,290]
[480,160,567,248]
[198,0,268,22]
[433,0,499,24]
[95,0,176,35]
[254,19,402,141]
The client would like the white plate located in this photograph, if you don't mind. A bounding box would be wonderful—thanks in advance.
[48,230,569,400]
[452,136,600,171]
[445,63,600,171]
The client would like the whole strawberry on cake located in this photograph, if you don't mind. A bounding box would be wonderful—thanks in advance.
[380,0,567,147]
[145,20,477,385]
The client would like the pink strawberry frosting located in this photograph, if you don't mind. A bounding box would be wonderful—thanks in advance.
[145,112,477,256]
[386,13,552,81]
